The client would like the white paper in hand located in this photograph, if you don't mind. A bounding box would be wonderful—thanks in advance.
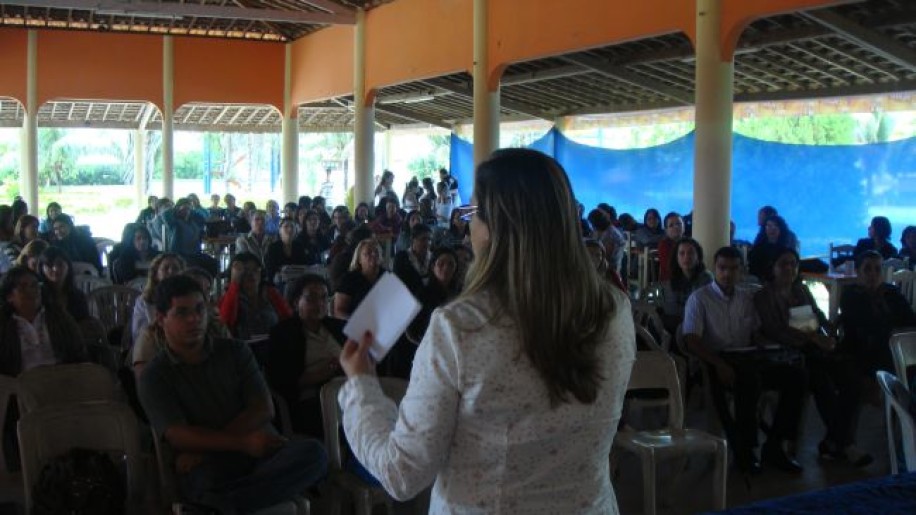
[343,272,422,362]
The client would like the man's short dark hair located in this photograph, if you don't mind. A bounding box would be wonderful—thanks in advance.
[155,275,205,315]
[285,274,331,307]
[410,223,432,240]
[713,246,742,264]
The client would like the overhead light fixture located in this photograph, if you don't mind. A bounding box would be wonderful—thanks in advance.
[403,95,435,104]
[96,9,184,21]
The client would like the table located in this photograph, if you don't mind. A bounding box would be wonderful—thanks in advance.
[801,271,858,322]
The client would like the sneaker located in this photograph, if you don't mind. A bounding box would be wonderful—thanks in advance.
[843,445,874,468]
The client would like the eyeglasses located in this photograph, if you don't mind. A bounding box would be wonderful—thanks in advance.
[456,205,478,222]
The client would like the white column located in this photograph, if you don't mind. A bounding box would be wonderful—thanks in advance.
[353,8,375,205]
[282,44,298,204]
[473,0,499,166]
[21,30,39,215]
[692,0,734,266]
[162,35,175,199]
[134,129,146,207]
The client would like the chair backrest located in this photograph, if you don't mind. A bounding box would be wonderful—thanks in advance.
[125,276,147,292]
[279,265,311,284]
[875,370,916,474]
[627,351,684,430]
[0,374,17,478]
[17,362,118,414]
[632,304,671,351]
[87,285,143,338]
[17,401,143,512]
[71,261,99,277]
[635,324,664,352]
[639,282,664,306]
[893,270,916,312]
[320,376,408,471]
[73,274,112,295]
[829,242,855,262]
[884,258,908,282]
[890,330,916,388]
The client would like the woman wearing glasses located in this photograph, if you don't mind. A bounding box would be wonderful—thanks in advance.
[338,149,635,513]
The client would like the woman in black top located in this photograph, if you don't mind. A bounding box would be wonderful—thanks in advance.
[393,224,432,298]
[334,238,383,319]
[854,216,898,260]
[748,215,797,280]
[112,225,160,284]
[294,210,331,265]
[265,217,308,282]
[49,214,102,273]
[38,246,91,322]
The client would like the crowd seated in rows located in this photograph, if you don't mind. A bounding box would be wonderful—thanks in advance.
[854,216,898,261]
[218,252,291,340]
[111,224,159,284]
[131,253,186,345]
[659,237,712,334]
[748,215,798,280]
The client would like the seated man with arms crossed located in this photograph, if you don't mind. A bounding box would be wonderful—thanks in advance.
[138,275,327,513]
[684,246,807,474]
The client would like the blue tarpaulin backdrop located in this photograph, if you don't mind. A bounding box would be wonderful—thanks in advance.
[449,129,916,256]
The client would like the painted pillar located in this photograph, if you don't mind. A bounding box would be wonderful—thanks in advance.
[473,0,499,166]
[692,0,734,267]
[134,129,146,207]
[353,8,375,205]
[281,44,299,204]
[162,35,175,199]
[21,30,39,215]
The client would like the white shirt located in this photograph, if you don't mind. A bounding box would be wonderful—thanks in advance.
[683,281,760,352]
[15,309,56,371]
[340,289,635,514]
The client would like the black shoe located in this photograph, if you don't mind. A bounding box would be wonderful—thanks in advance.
[736,450,762,474]
[762,441,803,473]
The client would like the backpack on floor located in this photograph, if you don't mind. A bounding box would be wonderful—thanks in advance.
[31,447,126,515]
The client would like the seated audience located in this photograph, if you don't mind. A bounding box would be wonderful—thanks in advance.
[50,214,102,273]
[684,246,807,474]
[755,247,872,467]
[393,224,433,298]
[264,200,281,236]
[617,213,638,233]
[295,210,331,265]
[0,266,86,376]
[264,217,308,283]
[39,247,91,322]
[4,214,40,264]
[38,202,63,234]
[112,225,160,284]
[266,274,345,438]
[137,275,327,513]
[328,226,374,292]
[334,238,384,319]
[854,215,898,261]
[369,198,402,239]
[132,253,186,344]
[154,197,218,277]
[219,253,292,340]
[660,237,712,334]
[235,210,275,268]
[839,250,916,377]
[137,195,158,225]
[354,202,372,225]
[328,206,351,243]
[748,215,797,280]
[584,239,626,292]
[633,208,664,248]
[587,209,625,275]
[395,210,423,253]
[657,212,684,281]
[434,209,469,249]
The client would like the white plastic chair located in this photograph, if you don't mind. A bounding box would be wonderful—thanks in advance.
[614,351,728,515]
[893,270,916,312]
[17,401,144,513]
[87,284,143,342]
[876,371,916,474]
[16,363,119,414]
[632,304,671,352]
[126,276,147,292]
[71,261,100,277]
[890,330,916,388]
[73,274,112,295]
[320,376,410,515]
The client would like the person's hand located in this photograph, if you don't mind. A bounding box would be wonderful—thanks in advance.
[230,261,245,284]
[340,331,377,378]
[175,453,203,474]
[813,334,837,352]
[241,430,286,458]
[715,362,736,388]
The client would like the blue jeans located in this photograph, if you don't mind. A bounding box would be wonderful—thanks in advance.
[180,437,327,514]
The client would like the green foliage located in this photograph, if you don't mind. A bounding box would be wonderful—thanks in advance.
[734,114,858,145]
[38,128,80,191]
[174,151,203,179]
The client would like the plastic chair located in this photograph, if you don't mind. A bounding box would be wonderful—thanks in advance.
[87,285,142,341]
[829,243,855,268]
[17,401,144,513]
[890,331,916,388]
[16,363,119,415]
[73,274,112,295]
[875,371,916,474]
[614,351,728,515]
[632,304,671,352]
[126,276,147,292]
[320,376,409,515]
[71,261,99,277]
[884,258,908,282]
[893,270,916,312]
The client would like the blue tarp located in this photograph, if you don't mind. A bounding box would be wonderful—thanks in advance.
[449,129,916,256]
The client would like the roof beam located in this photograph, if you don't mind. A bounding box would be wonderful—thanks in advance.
[560,55,694,105]
[373,104,451,130]
[501,64,590,86]
[735,78,916,103]
[802,9,916,73]
[11,0,355,25]
[420,79,550,120]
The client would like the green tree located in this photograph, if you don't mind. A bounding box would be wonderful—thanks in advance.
[38,128,80,192]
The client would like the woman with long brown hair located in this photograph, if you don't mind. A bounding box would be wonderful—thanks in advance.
[338,149,635,512]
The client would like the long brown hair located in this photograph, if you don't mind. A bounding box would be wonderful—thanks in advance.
[462,148,616,406]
